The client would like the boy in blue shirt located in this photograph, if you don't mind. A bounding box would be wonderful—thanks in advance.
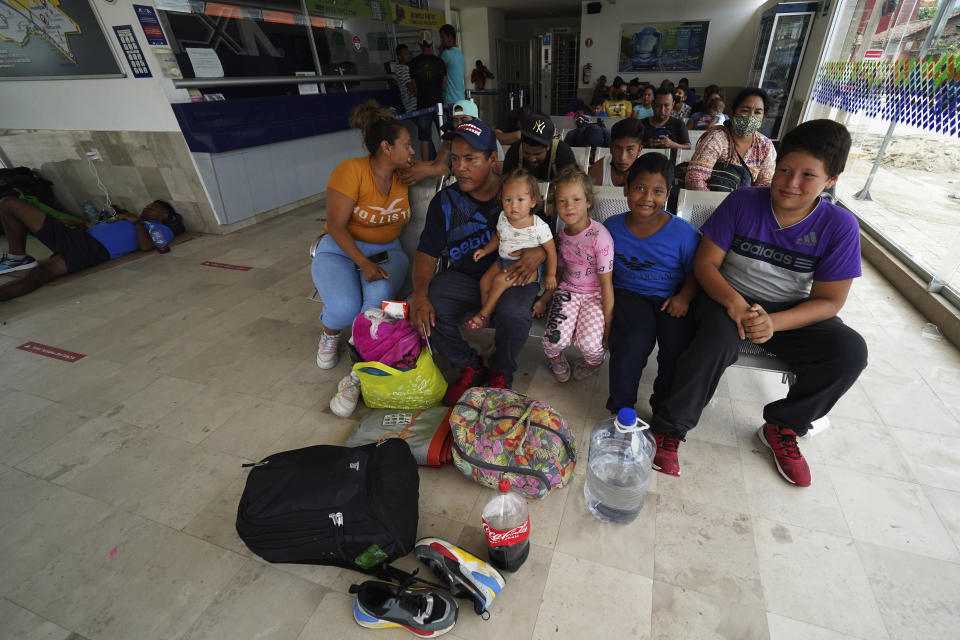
[604,154,700,420]
[0,196,183,300]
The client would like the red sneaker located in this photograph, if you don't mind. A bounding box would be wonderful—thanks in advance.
[487,370,512,390]
[443,362,488,405]
[652,432,681,477]
[758,423,811,487]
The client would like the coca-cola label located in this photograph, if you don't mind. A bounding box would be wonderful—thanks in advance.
[482,516,530,547]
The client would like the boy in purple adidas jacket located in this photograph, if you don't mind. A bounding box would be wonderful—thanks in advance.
[649,119,867,487]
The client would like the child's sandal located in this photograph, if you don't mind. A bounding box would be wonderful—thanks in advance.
[464,314,491,330]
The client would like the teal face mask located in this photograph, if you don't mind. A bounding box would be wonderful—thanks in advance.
[731,114,763,137]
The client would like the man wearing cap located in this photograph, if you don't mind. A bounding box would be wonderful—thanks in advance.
[439,24,465,106]
[501,112,577,182]
[409,30,447,160]
[398,99,480,185]
[412,120,545,402]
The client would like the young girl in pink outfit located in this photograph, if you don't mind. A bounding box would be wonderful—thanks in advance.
[536,167,615,381]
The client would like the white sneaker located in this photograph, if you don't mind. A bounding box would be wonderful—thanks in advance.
[330,371,361,417]
[316,331,340,369]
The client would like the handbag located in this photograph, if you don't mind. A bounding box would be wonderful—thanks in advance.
[449,387,578,499]
[706,135,754,192]
[236,439,419,570]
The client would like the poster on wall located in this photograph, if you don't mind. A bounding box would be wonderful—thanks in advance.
[0,0,123,79]
[618,21,709,72]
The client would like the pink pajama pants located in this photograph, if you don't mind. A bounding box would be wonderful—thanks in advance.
[541,288,606,366]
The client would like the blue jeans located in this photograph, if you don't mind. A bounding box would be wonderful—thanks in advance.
[310,235,409,330]
[427,268,538,377]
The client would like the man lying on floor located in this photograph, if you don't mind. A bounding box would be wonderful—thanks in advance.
[0,195,184,301]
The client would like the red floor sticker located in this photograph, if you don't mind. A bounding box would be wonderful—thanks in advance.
[17,341,86,362]
[201,261,253,271]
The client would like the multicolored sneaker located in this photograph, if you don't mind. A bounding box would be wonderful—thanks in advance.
[0,253,37,273]
[652,432,682,477]
[415,537,504,615]
[443,362,488,406]
[758,423,811,487]
[316,330,340,369]
[349,581,458,637]
[330,371,360,417]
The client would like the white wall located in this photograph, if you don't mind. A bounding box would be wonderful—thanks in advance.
[505,17,579,40]
[578,0,767,90]
[460,7,491,90]
[1,0,184,131]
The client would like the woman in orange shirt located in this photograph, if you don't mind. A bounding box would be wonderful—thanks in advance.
[313,101,415,368]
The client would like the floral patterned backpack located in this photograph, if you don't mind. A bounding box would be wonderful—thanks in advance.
[449,387,578,499]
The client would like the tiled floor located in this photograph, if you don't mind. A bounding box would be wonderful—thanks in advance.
[2,205,960,640]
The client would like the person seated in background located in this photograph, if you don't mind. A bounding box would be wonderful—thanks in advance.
[564,113,609,149]
[0,196,183,300]
[633,85,655,119]
[692,84,723,115]
[649,120,866,488]
[685,88,775,191]
[494,105,533,147]
[626,79,641,104]
[688,97,726,131]
[398,98,479,185]
[678,78,696,107]
[609,76,627,99]
[589,98,608,117]
[602,91,633,118]
[502,112,577,182]
[588,118,644,187]
[592,75,609,102]
[412,120,545,401]
[672,87,692,123]
[640,89,691,150]
[659,78,675,93]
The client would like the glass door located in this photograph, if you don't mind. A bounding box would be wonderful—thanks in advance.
[749,4,817,139]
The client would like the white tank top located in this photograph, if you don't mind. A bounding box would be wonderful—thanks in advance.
[601,155,614,187]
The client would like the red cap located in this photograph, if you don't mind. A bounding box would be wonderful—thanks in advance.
[498,478,511,492]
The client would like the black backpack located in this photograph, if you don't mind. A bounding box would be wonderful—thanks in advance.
[0,167,62,210]
[236,439,419,571]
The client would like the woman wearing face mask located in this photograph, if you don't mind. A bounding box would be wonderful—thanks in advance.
[685,88,775,191]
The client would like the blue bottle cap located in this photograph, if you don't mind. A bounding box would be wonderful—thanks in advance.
[617,408,637,426]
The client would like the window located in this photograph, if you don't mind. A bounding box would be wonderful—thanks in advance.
[804,0,960,295]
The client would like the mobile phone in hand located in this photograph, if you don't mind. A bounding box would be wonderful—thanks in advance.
[356,251,390,270]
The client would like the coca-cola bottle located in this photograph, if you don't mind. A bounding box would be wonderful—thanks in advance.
[481,478,530,572]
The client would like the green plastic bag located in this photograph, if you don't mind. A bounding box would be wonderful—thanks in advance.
[353,349,447,410]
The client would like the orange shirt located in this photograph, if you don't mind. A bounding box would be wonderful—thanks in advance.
[325,157,411,244]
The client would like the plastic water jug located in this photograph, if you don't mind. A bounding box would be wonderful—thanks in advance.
[584,408,655,524]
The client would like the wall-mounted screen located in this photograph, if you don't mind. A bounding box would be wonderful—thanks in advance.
[0,0,123,79]
[618,20,710,73]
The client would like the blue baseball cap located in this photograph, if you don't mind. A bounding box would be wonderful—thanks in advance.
[442,119,497,152]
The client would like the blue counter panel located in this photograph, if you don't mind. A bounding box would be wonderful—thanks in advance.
[172,90,399,154]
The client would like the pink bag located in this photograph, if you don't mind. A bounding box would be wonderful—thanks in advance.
[352,310,422,369]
